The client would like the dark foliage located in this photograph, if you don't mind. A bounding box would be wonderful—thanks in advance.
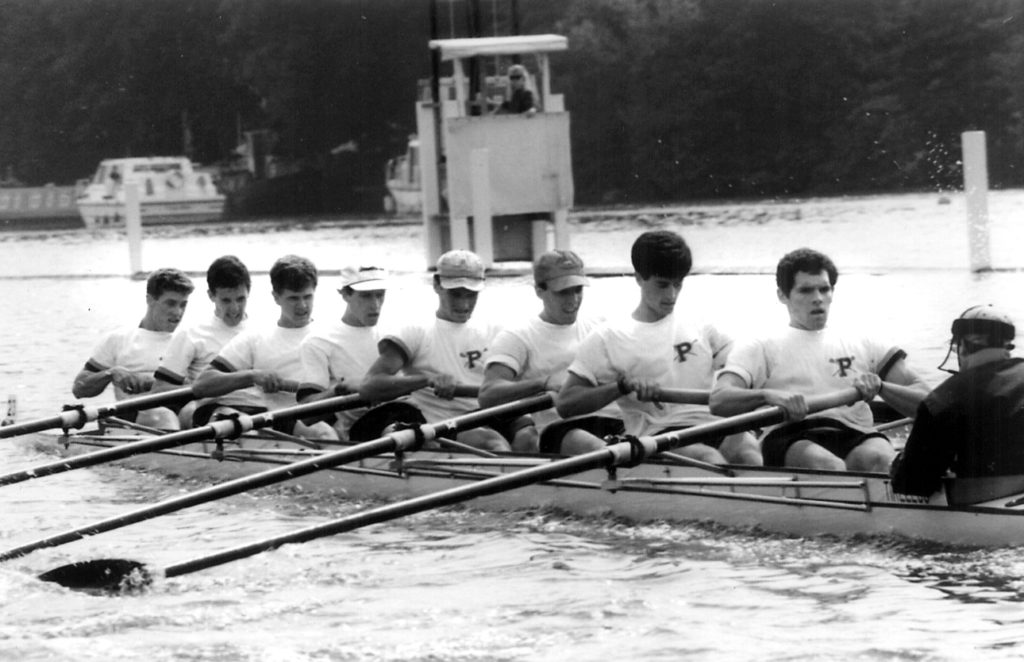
[0,0,1021,205]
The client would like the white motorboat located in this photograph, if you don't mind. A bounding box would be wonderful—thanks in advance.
[76,156,225,228]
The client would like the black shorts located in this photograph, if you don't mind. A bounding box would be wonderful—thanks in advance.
[491,414,536,444]
[761,418,889,467]
[538,416,626,454]
[348,402,525,443]
[347,402,427,441]
[192,403,297,435]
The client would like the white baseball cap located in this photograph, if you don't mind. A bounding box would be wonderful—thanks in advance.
[338,266,389,292]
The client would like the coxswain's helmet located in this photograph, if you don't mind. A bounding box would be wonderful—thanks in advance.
[939,304,1016,373]
[951,304,1015,346]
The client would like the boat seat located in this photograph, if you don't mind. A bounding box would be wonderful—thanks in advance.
[944,474,1024,506]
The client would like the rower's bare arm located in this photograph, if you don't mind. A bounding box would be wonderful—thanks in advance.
[72,365,151,398]
[555,372,620,418]
[359,342,428,402]
[478,364,548,409]
[710,373,808,420]
[878,360,930,418]
[72,366,111,398]
[193,365,259,398]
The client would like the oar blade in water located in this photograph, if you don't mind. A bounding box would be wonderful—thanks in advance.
[38,559,153,593]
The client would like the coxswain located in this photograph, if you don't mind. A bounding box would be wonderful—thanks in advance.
[891,305,1024,496]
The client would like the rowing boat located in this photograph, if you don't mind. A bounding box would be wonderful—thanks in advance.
[18,420,1024,549]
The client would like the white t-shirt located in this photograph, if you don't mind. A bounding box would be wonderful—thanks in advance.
[85,326,172,400]
[156,315,245,385]
[719,326,900,431]
[300,321,382,436]
[384,316,500,422]
[486,314,616,428]
[213,324,311,410]
[568,312,731,435]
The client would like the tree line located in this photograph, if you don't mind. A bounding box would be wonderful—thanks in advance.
[0,0,1021,206]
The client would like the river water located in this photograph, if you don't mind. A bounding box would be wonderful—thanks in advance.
[3,191,1024,660]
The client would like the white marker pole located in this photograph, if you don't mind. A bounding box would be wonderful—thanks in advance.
[962,130,991,272]
[470,148,494,267]
[125,182,143,276]
[2,395,15,426]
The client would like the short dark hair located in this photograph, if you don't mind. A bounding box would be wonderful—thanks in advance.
[270,255,318,293]
[631,231,692,280]
[147,268,195,299]
[775,248,838,294]
[207,255,251,292]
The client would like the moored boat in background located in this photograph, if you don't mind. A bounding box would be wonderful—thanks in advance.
[76,156,225,228]
[0,166,83,230]
[0,183,83,230]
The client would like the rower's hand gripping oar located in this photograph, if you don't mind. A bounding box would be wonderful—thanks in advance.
[0,394,366,488]
[41,388,857,593]
[3,393,552,566]
[0,387,196,440]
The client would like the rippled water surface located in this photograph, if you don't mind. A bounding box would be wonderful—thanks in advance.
[4,192,1024,661]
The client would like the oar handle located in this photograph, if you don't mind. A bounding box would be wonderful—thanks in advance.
[0,394,366,489]
[651,387,862,451]
[0,387,195,440]
[656,389,710,405]
[451,385,480,398]
[98,387,195,414]
[874,417,912,433]
[13,393,551,566]
[155,390,856,580]
[427,393,551,440]
[58,389,849,585]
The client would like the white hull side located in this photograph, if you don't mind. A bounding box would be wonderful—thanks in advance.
[25,432,1024,548]
[78,199,225,228]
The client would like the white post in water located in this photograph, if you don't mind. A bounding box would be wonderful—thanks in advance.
[962,130,991,272]
[2,395,15,426]
[125,182,143,276]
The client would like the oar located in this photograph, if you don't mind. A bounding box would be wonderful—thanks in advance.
[0,387,196,440]
[40,388,858,592]
[875,417,912,433]
[656,389,710,405]
[2,394,552,564]
[0,394,366,488]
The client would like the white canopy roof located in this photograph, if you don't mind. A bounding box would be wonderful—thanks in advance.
[429,34,568,61]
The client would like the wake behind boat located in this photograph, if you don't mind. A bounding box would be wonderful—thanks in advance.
[76,156,225,228]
